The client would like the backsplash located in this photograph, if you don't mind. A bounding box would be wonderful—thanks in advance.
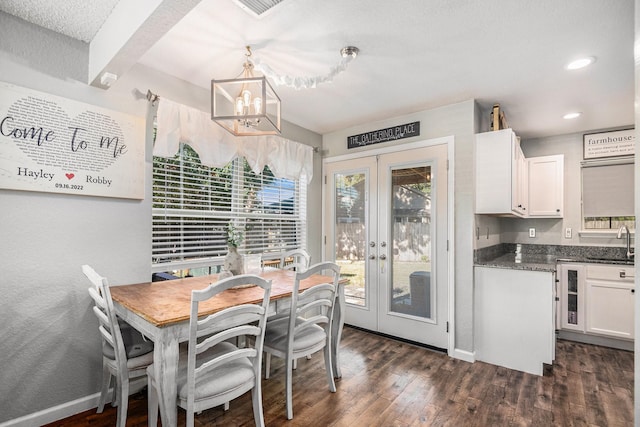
[474,243,629,263]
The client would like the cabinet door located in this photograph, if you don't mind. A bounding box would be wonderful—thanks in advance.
[585,265,635,339]
[559,264,585,331]
[586,266,635,339]
[528,155,564,217]
[475,129,524,217]
[513,143,527,215]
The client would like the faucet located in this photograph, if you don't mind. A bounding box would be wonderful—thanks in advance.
[617,225,635,259]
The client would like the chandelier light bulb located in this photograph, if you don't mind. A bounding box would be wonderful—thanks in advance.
[242,90,252,108]
[253,96,263,114]
[235,97,244,115]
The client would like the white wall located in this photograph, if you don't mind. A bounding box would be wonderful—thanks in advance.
[499,128,632,248]
[0,16,152,422]
[322,99,478,355]
[0,13,322,424]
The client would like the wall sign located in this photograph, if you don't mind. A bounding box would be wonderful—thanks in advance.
[347,121,420,149]
[583,128,635,160]
[0,82,144,199]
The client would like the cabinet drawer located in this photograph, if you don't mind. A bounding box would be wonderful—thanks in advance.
[586,264,634,281]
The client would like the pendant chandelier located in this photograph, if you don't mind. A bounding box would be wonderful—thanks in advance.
[211,46,281,136]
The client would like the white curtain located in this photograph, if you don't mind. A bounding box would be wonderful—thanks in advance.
[154,97,313,183]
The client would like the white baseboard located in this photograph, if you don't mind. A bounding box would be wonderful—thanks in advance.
[0,378,146,427]
[0,392,103,427]
[450,347,475,363]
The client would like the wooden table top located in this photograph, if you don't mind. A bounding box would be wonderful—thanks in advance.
[110,269,335,327]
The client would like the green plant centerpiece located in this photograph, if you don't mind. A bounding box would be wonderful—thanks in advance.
[224,222,244,275]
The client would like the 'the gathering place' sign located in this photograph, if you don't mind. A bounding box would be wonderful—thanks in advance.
[347,121,420,149]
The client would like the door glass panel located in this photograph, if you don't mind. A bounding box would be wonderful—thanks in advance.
[334,172,367,306]
[389,166,432,319]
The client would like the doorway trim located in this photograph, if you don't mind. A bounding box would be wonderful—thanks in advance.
[322,135,456,357]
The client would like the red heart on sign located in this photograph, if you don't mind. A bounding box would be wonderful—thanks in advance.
[65,173,75,180]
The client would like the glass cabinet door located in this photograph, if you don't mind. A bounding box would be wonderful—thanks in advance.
[560,264,585,331]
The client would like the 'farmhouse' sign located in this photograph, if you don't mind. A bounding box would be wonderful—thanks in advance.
[583,128,635,159]
[347,121,420,149]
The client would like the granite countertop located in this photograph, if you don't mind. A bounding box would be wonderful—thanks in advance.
[474,244,634,272]
[475,253,558,272]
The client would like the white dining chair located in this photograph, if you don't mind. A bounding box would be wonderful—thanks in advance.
[262,262,340,419]
[146,274,272,427]
[83,265,154,427]
[279,248,311,271]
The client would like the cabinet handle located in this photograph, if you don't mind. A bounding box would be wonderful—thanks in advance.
[620,271,635,279]
[632,289,635,294]
[556,209,560,212]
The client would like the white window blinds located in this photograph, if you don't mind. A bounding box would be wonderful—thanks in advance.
[582,161,634,217]
[152,143,307,271]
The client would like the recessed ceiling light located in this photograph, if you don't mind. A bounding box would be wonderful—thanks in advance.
[563,112,582,120]
[566,57,596,70]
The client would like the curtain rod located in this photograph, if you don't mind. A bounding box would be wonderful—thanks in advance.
[146,90,159,106]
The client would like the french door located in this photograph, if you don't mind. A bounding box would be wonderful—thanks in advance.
[324,143,449,349]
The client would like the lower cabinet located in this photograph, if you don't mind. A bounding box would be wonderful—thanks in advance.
[585,264,635,340]
[474,266,555,376]
[558,263,634,341]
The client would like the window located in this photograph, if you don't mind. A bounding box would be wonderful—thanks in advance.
[582,160,635,230]
[152,143,306,274]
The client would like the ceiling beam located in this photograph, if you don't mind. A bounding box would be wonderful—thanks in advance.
[88,0,203,89]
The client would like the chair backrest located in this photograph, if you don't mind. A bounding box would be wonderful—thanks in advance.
[287,262,340,348]
[83,265,127,372]
[186,274,272,410]
[279,249,311,271]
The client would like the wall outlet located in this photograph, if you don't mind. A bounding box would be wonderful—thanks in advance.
[529,228,536,238]
[565,227,572,239]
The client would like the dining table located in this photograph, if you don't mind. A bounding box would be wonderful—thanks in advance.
[110,268,345,427]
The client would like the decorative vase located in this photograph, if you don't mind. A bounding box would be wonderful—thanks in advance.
[224,246,243,275]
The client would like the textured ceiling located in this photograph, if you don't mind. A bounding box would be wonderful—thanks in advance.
[0,0,120,42]
[0,0,634,139]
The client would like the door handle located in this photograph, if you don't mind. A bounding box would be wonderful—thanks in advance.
[379,254,387,260]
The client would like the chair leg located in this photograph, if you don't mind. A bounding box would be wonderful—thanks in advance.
[251,379,265,427]
[285,357,294,420]
[97,363,110,413]
[293,358,297,370]
[147,376,158,427]
[323,343,336,393]
[265,353,271,379]
[116,378,130,427]
[111,377,119,408]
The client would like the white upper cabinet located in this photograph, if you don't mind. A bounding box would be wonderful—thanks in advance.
[475,130,564,218]
[475,129,526,217]
[527,155,564,217]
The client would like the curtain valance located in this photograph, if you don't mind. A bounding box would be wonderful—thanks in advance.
[154,97,313,183]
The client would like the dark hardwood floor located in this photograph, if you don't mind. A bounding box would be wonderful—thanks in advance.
[45,326,633,426]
